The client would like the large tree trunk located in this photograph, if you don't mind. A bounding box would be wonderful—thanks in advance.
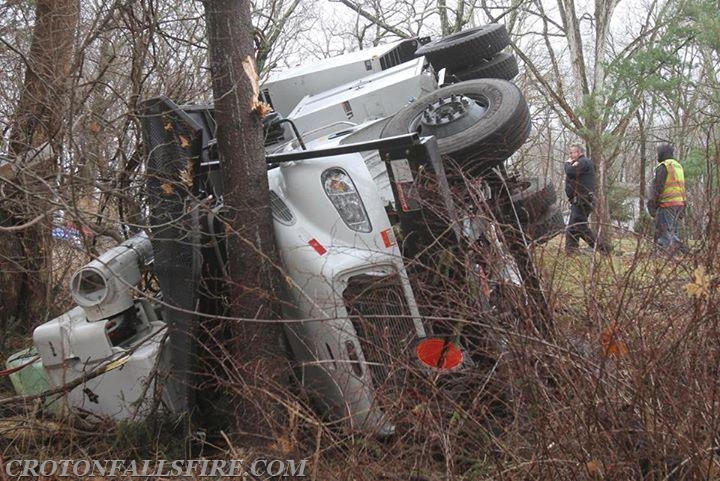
[9,0,79,155]
[557,0,589,104]
[204,0,288,440]
[1,0,79,334]
[588,0,619,242]
[589,139,611,244]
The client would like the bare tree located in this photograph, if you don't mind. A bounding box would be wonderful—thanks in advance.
[1,0,80,331]
[327,0,483,50]
[252,0,316,76]
[477,0,677,243]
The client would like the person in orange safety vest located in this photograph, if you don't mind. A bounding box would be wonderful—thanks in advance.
[647,143,689,255]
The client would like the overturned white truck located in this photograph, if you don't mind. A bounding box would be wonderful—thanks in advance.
[7,24,562,435]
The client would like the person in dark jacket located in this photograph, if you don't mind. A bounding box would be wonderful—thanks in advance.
[564,144,611,254]
[647,143,688,254]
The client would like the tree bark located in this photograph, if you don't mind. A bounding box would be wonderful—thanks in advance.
[588,139,611,244]
[588,0,619,243]
[637,109,647,215]
[9,0,79,155]
[557,0,588,103]
[204,0,288,440]
[438,0,451,35]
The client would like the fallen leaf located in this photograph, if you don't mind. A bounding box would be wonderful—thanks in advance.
[160,183,175,195]
[272,434,295,455]
[163,117,173,132]
[178,135,191,149]
[586,459,604,478]
[88,121,101,134]
[0,161,14,179]
[600,322,628,357]
[685,266,711,299]
[412,402,428,416]
[179,159,194,188]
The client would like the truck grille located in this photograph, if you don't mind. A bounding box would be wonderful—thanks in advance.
[269,190,295,225]
[343,274,418,393]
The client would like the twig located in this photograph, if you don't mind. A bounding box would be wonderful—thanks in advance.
[0,213,46,232]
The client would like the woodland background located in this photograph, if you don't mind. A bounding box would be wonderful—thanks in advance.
[1,1,720,480]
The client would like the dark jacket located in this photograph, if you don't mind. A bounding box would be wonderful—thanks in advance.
[647,164,667,216]
[564,155,595,205]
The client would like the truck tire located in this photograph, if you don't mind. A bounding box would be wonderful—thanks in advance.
[381,79,531,174]
[415,24,510,72]
[504,178,557,223]
[523,205,565,243]
[452,52,519,82]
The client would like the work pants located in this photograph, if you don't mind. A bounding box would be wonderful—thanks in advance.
[654,205,689,255]
[565,202,597,252]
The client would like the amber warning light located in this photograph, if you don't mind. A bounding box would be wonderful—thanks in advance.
[415,338,464,371]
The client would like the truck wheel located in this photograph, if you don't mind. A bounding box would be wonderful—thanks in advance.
[503,178,557,223]
[523,206,565,243]
[452,52,519,82]
[415,24,510,72]
[382,79,530,174]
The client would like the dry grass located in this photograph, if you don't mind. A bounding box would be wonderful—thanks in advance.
[2,231,719,480]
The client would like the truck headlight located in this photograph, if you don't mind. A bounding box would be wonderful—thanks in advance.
[322,168,372,233]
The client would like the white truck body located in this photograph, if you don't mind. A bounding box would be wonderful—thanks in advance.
[263,38,421,117]
[267,136,425,432]
[32,300,169,420]
[287,57,436,135]
[19,122,428,436]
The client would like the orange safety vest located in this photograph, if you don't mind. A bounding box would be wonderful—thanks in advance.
[656,158,686,207]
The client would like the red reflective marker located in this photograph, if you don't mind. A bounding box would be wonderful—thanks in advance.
[308,238,327,255]
[416,338,463,371]
[381,228,395,248]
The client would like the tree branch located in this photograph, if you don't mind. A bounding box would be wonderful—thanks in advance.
[0,213,47,232]
[329,0,411,38]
